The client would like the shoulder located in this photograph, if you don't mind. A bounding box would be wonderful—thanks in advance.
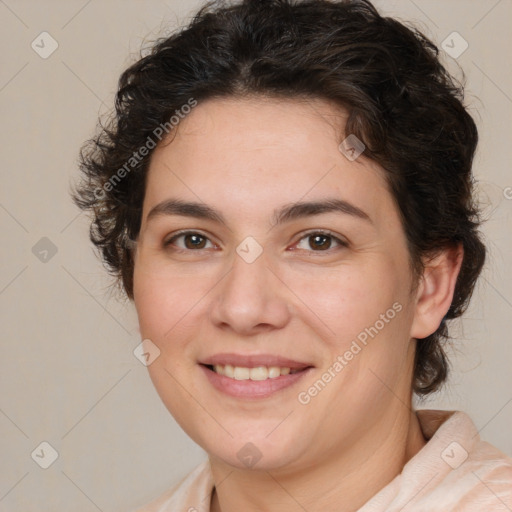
[133,459,214,512]
[411,410,512,511]
[360,410,512,511]
[416,439,512,511]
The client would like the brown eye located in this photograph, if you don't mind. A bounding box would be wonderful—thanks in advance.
[164,232,214,250]
[308,234,331,250]
[295,231,347,252]
[183,234,207,249]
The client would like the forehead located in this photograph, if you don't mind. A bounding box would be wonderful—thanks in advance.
[144,96,395,227]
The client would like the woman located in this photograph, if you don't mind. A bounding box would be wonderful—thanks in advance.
[74,0,512,510]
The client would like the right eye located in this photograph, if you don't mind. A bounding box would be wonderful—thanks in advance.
[163,231,217,251]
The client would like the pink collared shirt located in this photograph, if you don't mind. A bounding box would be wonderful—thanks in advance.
[135,410,512,511]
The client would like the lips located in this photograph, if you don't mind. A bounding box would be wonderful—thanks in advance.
[198,353,314,399]
[200,353,312,370]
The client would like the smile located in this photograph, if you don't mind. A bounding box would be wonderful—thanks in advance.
[210,364,302,380]
[199,359,313,399]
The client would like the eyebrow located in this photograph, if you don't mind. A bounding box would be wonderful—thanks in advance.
[146,197,372,226]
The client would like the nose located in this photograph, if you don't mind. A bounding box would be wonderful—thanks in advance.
[209,248,292,336]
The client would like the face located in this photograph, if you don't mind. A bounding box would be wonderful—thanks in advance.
[133,96,420,472]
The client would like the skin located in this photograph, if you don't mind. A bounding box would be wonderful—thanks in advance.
[132,96,462,512]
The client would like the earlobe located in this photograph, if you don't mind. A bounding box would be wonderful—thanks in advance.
[410,244,463,339]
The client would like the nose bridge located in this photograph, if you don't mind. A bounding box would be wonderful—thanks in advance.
[223,247,272,309]
[210,244,291,333]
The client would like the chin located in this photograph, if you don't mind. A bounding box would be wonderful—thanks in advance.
[200,426,310,472]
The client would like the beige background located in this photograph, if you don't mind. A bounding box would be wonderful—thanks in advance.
[1,0,511,511]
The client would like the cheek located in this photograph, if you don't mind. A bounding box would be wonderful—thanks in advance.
[132,268,211,422]
[133,265,224,388]
[133,262,210,339]
[282,259,405,349]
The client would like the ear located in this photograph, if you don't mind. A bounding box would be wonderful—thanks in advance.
[410,244,464,339]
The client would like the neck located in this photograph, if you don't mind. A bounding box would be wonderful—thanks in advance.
[209,408,427,512]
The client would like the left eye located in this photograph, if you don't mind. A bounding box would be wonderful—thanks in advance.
[295,232,347,251]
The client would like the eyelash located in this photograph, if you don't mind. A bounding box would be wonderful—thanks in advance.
[163,229,348,254]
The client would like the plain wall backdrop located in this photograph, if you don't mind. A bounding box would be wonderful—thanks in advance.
[1,0,511,511]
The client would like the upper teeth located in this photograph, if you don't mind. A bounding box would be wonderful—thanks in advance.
[213,364,294,381]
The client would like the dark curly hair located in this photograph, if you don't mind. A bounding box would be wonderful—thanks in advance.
[73,0,486,396]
